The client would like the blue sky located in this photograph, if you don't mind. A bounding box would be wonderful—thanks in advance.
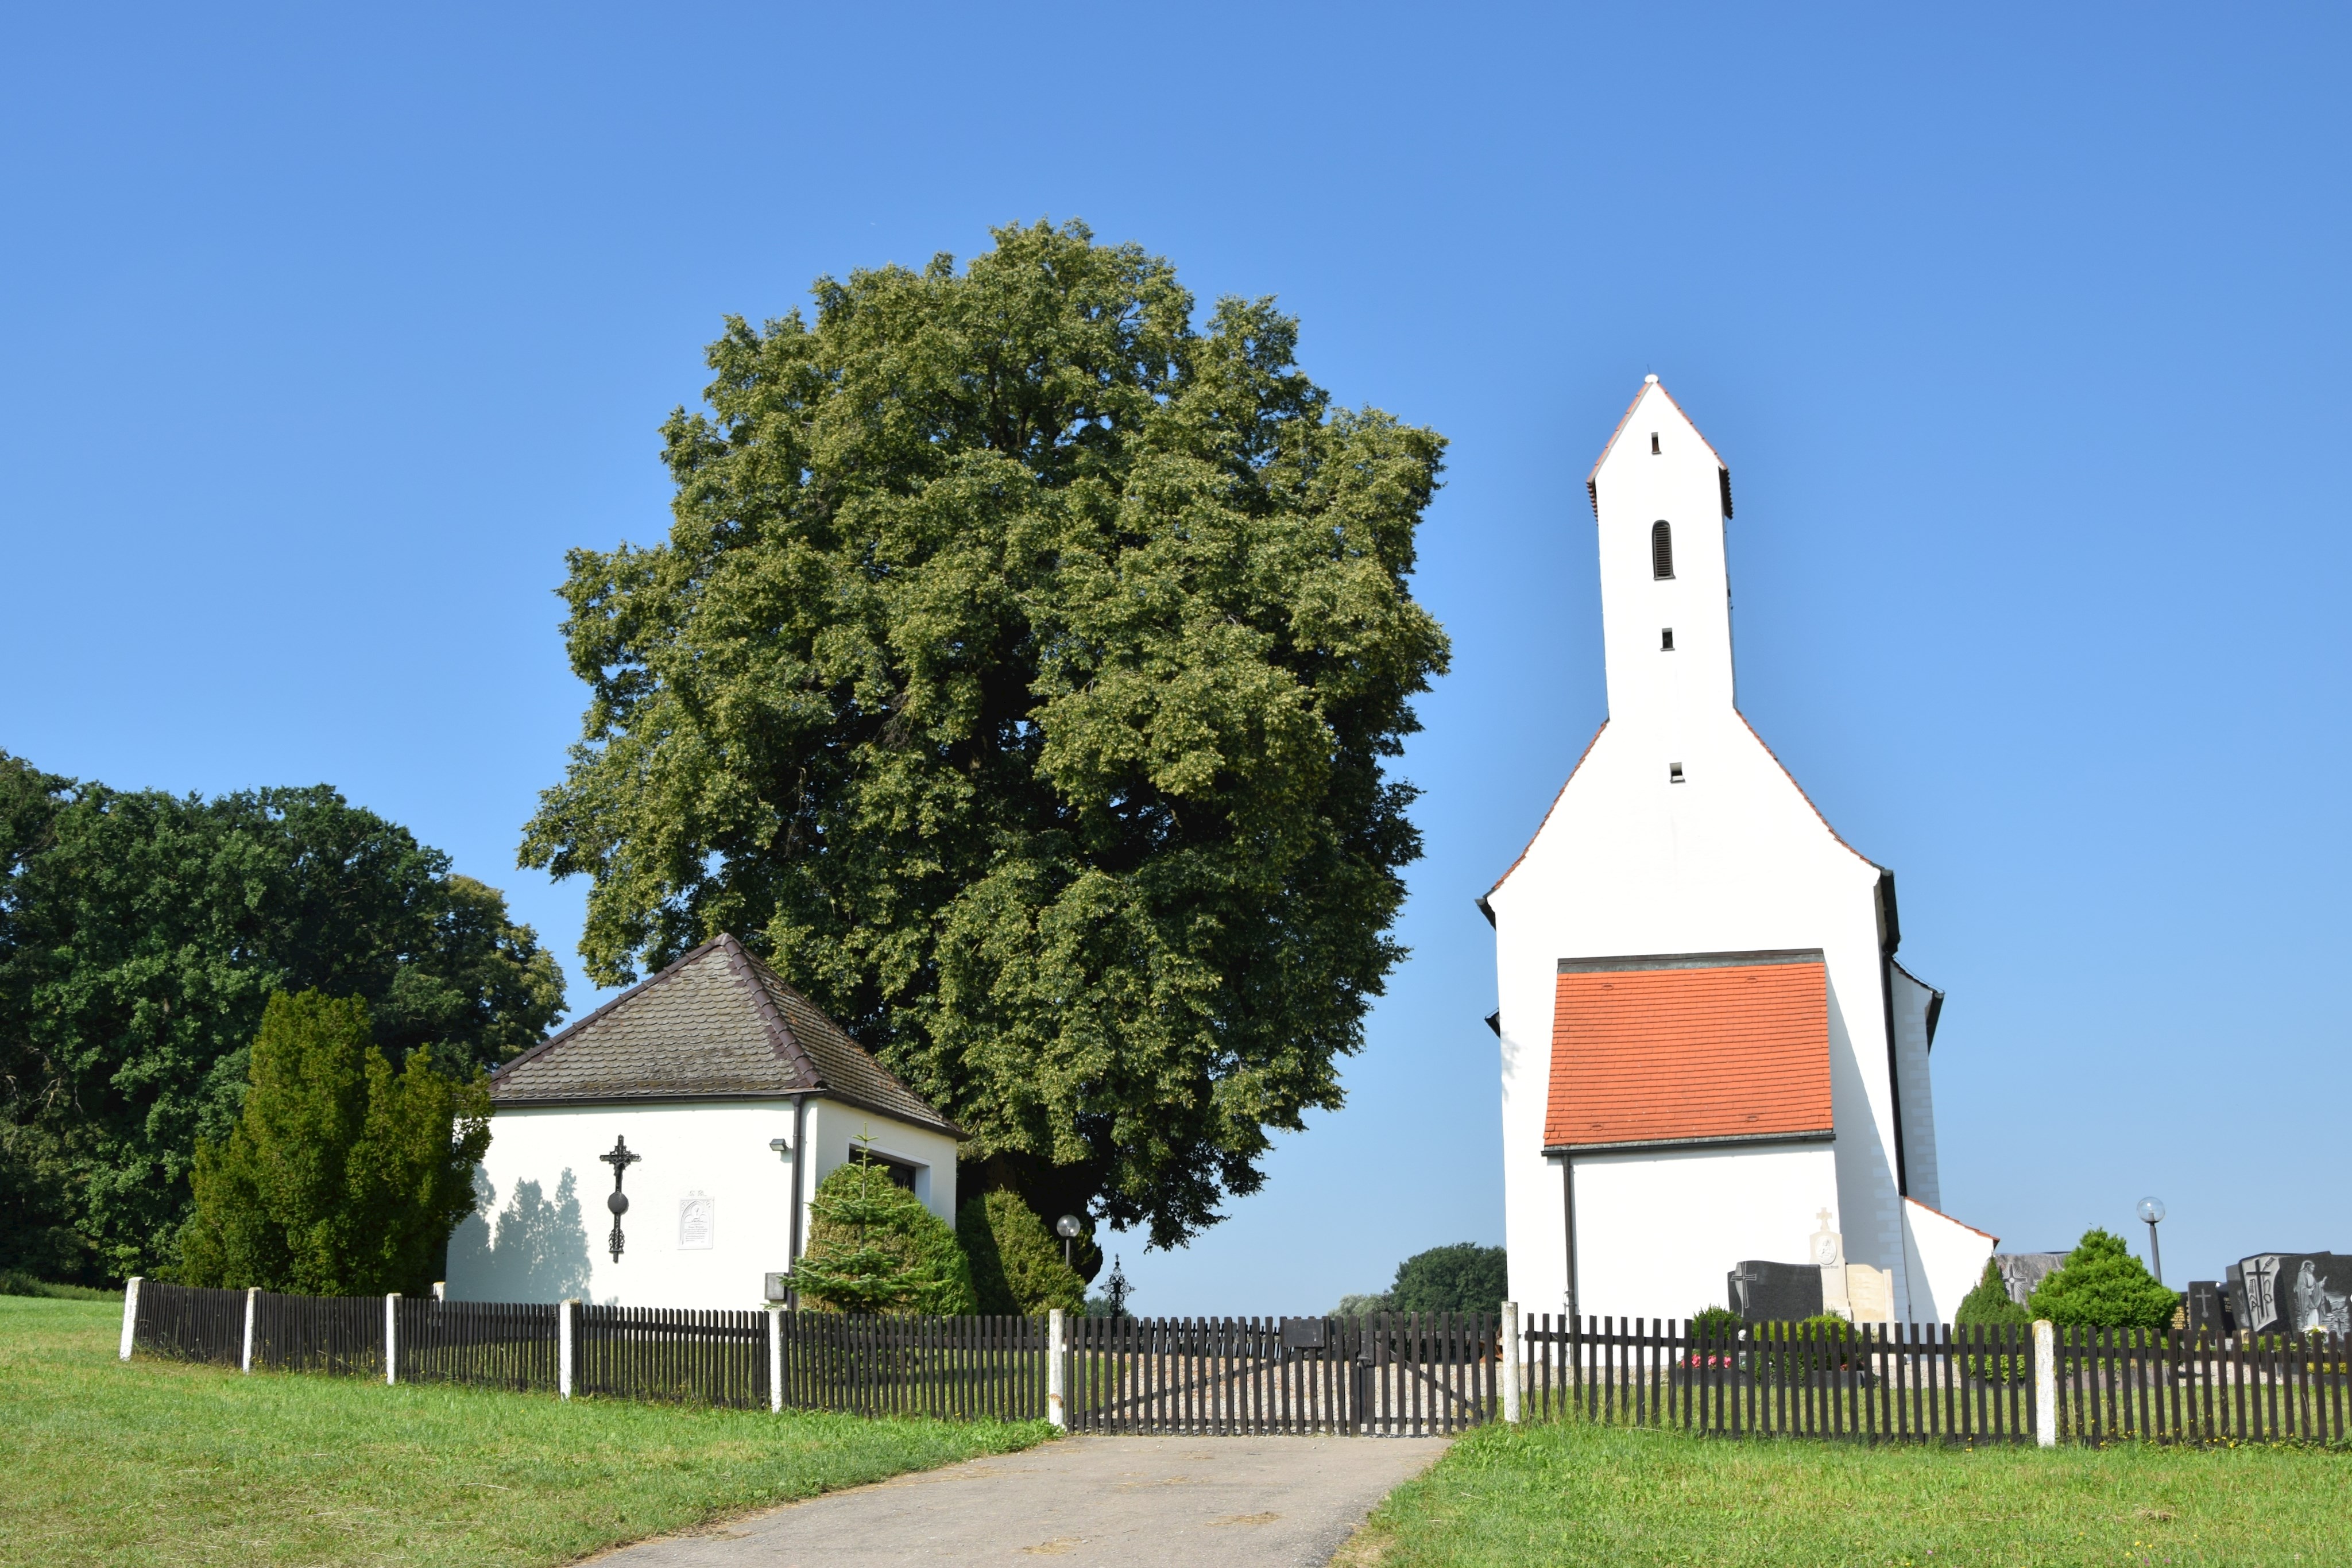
[3,3,2344,1312]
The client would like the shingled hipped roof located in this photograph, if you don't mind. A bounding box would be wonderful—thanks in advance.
[490,934,962,1136]
[1545,951,1833,1153]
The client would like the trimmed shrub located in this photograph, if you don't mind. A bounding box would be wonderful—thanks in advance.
[796,1159,976,1315]
[2029,1228,2177,1336]
[957,1189,1085,1316]
[1955,1258,2033,1381]
[1388,1244,1509,1315]
[1333,1292,1393,1318]
[175,992,489,1295]
[1686,1305,1745,1341]
[1754,1313,1856,1379]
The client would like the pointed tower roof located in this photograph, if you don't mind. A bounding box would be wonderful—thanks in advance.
[489,934,962,1135]
[1584,375,1734,520]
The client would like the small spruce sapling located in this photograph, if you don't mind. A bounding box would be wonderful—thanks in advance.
[794,1137,976,1314]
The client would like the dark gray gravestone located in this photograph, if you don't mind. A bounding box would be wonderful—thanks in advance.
[2185,1280,2231,1334]
[1728,1260,1823,1322]
[2231,1253,2345,1335]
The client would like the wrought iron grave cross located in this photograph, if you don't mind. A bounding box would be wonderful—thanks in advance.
[599,1135,641,1263]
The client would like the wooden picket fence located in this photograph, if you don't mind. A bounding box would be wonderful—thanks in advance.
[121,1283,2352,1446]
[2052,1323,2351,1445]
[396,1298,562,1392]
[1529,1315,2036,1443]
[1532,1316,2352,1446]
[780,1311,1046,1420]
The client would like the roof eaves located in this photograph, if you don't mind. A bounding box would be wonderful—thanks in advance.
[490,936,730,1082]
[1486,720,1608,900]
[817,1085,969,1141]
[716,934,829,1093]
[1544,1128,1835,1157]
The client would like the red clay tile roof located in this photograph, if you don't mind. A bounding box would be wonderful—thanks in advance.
[1545,954,1833,1151]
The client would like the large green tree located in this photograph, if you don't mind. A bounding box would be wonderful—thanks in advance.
[0,752,565,1280]
[177,991,491,1295]
[521,220,1450,1247]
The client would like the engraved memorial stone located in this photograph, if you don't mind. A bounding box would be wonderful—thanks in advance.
[1729,1260,1824,1322]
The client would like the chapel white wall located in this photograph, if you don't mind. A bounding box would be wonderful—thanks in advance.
[1901,1198,1995,1325]
[446,1098,957,1308]
[1567,1144,1841,1323]
[1495,380,1917,1322]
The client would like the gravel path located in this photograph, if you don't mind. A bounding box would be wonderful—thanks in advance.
[589,1434,1449,1568]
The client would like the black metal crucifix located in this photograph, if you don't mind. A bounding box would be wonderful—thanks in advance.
[599,1135,641,1263]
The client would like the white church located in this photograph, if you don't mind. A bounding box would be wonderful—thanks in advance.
[1486,377,1995,1326]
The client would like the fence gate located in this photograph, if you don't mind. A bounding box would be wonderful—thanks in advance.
[1065,1313,1497,1437]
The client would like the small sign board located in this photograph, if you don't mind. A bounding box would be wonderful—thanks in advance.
[1280,1317,1327,1351]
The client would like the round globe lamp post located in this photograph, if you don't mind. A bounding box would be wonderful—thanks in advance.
[1055,1213,1084,1268]
[2137,1197,2167,1286]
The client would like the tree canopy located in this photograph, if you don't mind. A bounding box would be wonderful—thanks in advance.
[521,220,1450,1248]
[0,752,565,1280]
[177,992,491,1295]
[1387,1243,1510,1315]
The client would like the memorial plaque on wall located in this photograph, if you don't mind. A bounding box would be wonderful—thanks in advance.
[1728,1260,1824,1322]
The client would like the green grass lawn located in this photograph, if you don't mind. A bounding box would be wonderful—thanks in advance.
[2,1295,1051,1567]
[1342,1417,2351,1568]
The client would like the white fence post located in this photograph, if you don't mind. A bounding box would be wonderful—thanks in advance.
[559,1299,575,1400]
[1046,1308,1067,1429]
[768,1307,784,1414]
[385,1294,399,1386]
[1500,1301,1522,1424]
[241,1287,257,1373]
[2033,1319,2056,1448]
[118,1277,141,1361]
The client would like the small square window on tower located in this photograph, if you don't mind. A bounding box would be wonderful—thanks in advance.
[1669,762,1686,784]
[1661,628,1675,652]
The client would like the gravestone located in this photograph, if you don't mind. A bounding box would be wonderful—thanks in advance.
[2185,1279,2231,1334]
[1809,1211,1850,1318]
[1994,1252,2068,1308]
[1844,1264,1894,1324]
[2234,1253,2351,1335]
[1729,1260,1824,1323]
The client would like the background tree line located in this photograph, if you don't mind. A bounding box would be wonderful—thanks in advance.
[0,752,564,1283]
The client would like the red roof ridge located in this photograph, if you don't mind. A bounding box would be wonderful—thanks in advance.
[1584,378,1731,518]
[1485,721,1608,900]
[1904,1196,1999,1246]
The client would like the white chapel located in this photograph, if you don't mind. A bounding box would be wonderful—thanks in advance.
[1486,377,1994,1326]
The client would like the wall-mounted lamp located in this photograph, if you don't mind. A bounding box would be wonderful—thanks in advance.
[768,1137,792,1159]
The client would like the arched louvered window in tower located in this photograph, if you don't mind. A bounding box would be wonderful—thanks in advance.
[1650,520,1674,580]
